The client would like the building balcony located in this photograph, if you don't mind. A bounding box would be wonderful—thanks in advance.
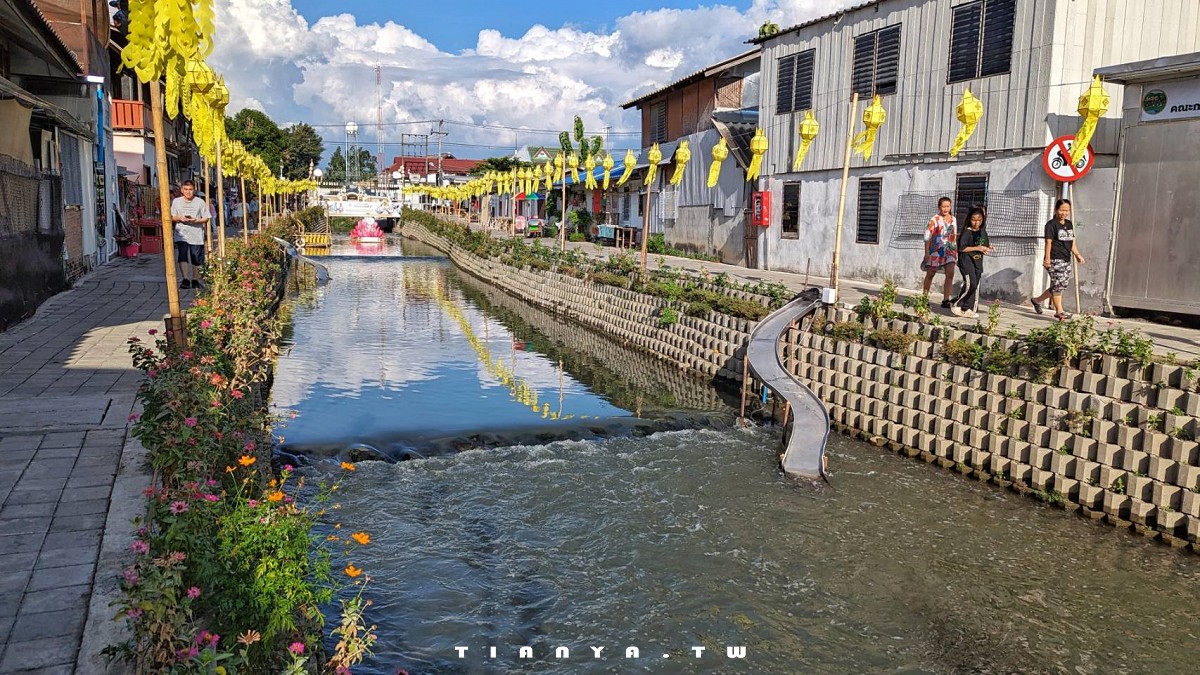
[112,99,151,132]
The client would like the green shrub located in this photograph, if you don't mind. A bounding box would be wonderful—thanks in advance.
[568,232,587,242]
[647,232,667,254]
[591,271,632,288]
[684,301,713,317]
[329,216,358,233]
[869,327,916,353]
[657,307,679,327]
[941,338,985,368]
[827,321,866,342]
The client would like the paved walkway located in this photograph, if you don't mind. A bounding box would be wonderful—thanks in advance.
[0,254,189,673]
[498,232,1199,361]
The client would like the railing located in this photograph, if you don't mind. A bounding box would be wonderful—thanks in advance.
[112,100,150,132]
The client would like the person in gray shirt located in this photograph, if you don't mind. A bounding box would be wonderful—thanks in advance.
[170,180,211,289]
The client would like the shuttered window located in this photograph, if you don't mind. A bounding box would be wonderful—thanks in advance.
[948,0,1016,83]
[954,174,989,224]
[776,50,816,115]
[781,182,800,239]
[852,26,902,97]
[856,178,882,244]
[650,102,667,143]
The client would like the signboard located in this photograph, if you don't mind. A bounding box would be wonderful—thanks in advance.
[1140,76,1200,122]
[1042,136,1093,182]
[323,199,403,218]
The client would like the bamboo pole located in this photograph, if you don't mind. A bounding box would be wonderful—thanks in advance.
[240,176,249,243]
[150,81,184,345]
[560,175,567,251]
[829,92,860,301]
[201,156,211,253]
[216,133,226,258]
[640,173,652,272]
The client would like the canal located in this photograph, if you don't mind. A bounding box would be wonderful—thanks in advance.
[272,238,1200,674]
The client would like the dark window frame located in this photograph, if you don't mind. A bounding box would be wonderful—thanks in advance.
[781,182,801,239]
[852,25,902,97]
[954,173,989,226]
[856,178,882,245]
[948,0,1016,84]
[775,49,816,115]
[649,101,668,144]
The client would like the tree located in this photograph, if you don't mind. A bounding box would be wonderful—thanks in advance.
[281,123,324,179]
[325,147,346,182]
[225,109,285,176]
[469,156,527,176]
[352,149,377,180]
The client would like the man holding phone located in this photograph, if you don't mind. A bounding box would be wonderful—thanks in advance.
[170,180,211,289]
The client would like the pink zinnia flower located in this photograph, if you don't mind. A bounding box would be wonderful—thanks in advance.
[147,369,157,379]
[126,608,143,620]
[247,499,259,507]
[200,320,212,329]
[231,390,244,399]
[169,501,189,514]
[130,540,149,555]
[122,567,139,584]
[184,417,198,427]
[203,494,219,502]
[128,412,141,422]
[288,642,305,655]
[187,586,201,599]
[243,441,256,452]
[147,329,157,335]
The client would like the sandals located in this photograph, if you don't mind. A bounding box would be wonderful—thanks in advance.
[1029,298,1044,315]
[1054,312,1071,321]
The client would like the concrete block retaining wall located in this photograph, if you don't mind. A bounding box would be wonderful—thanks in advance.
[784,307,1200,553]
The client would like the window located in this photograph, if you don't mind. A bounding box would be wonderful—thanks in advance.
[852,25,901,97]
[948,0,1016,83]
[856,178,882,244]
[775,50,816,115]
[650,102,668,144]
[954,174,989,224]
[781,182,800,239]
[622,192,631,224]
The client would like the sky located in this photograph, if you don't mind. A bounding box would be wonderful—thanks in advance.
[208,0,858,163]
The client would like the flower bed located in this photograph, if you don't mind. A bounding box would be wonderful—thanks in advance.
[109,217,376,673]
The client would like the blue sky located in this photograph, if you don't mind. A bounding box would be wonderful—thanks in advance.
[291,0,755,52]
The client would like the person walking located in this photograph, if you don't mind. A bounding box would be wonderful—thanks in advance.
[951,207,993,318]
[170,180,210,290]
[922,196,958,307]
[1031,198,1085,320]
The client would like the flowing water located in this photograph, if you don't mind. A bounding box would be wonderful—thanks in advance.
[273,239,1200,674]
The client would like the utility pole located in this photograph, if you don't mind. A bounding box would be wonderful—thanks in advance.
[431,119,447,188]
[375,65,383,187]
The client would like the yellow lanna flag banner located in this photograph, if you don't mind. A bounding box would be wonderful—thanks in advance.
[616,149,636,186]
[792,111,819,171]
[645,143,662,186]
[852,95,887,160]
[584,155,598,189]
[602,153,614,190]
[746,129,767,181]
[669,141,690,185]
[949,89,983,157]
[708,137,728,188]
[1071,75,1110,165]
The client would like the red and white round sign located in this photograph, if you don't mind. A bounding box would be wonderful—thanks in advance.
[1042,136,1094,182]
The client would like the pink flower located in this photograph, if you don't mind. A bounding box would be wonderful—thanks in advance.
[184,417,198,427]
[231,390,244,400]
[288,642,305,655]
[130,540,150,555]
[283,464,294,472]
[127,412,141,422]
[148,329,157,335]
[206,479,218,487]
[169,501,189,514]
[126,608,143,620]
[122,567,139,585]
[200,320,212,329]
[168,551,187,564]
[182,351,194,360]
[187,586,201,599]
[147,369,158,379]
[243,441,256,452]
[141,486,158,498]
[203,494,219,502]
[247,499,259,507]
[211,400,221,408]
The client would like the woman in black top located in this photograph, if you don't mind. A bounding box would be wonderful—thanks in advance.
[951,207,992,318]
[1030,199,1085,320]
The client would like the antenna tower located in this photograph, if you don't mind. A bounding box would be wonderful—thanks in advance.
[375,65,384,181]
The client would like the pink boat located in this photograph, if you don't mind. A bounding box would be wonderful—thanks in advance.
[349,217,385,243]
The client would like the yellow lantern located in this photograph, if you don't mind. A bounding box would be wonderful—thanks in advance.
[532,164,543,193]
[793,111,819,171]
[553,152,564,182]
[646,143,662,186]
[602,153,615,190]
[949,89,983,157]
[1071,75,1109,165]
[669,140,690,185]
[852,95,886,160]
[568,153,579,184]
[746,130,767,181]
[617,149,637,186]
[708,137,728,188]
[543,163,553,191]
[584,154,598,190]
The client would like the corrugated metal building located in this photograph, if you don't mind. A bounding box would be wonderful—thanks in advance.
[754,0,1200,311]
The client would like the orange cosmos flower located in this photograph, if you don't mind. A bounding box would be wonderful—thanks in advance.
[238,455,256,467]
[266,491,284,502]
[351,532,370,545]
[344,564,363,578]
[340,461,356,471]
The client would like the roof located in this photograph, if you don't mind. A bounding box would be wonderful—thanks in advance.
[749,0,883,45]
[621,48,759,110]
[4,0,85,74]
[384,155,482,176]
[1094,51,1200,84]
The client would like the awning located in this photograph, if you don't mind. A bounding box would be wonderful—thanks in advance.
[0,74,94,140]
[516,192,541,200]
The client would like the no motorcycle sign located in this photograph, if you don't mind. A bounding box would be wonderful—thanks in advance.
[1042,136,1094,182]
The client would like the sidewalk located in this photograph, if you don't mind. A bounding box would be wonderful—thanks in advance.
[508,234,1199,361]
[0,255,191,673]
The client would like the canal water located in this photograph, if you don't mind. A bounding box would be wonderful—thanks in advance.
[273,239,1200,674]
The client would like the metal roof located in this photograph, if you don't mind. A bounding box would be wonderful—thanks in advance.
[1094,51,1200,84]
[620,49,759,110]
[748,0,884,45]
[8,0,84,74]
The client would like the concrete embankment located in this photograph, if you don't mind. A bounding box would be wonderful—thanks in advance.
[405,221,1200,553]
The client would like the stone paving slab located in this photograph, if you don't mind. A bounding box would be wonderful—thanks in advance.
[0,255,189,674]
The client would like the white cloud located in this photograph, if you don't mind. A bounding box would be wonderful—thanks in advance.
[209,0,858,159]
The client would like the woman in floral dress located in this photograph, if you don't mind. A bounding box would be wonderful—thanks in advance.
[922,196,958,308]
